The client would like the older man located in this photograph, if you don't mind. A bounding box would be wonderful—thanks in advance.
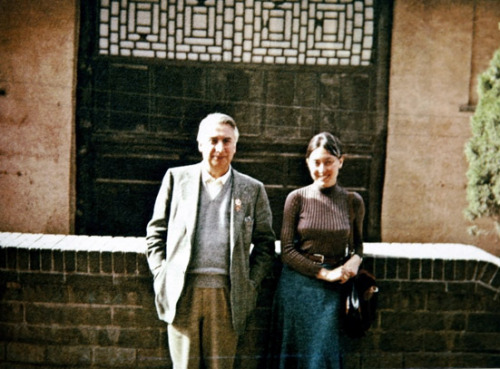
[146,113,276,369]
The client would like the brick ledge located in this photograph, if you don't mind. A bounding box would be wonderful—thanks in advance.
[365,242,500,267]
[1,232,499,267]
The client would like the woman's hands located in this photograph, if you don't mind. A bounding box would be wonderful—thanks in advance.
[317,266,343,282]
[341,254,362,282]
[316,254,362,283]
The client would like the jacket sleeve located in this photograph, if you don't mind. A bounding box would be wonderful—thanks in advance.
[145,170,173,276]
[249,183,276,285]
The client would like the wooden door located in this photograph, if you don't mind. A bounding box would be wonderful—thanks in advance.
[76,0,392,241]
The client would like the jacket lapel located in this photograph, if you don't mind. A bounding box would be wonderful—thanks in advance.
[230,169,247,255]
[180,164,202,244]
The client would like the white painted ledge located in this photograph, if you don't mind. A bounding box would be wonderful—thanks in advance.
[1,233,499,268]
[364,242,500,267]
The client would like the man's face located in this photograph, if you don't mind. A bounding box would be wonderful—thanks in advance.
[198,122,237,178]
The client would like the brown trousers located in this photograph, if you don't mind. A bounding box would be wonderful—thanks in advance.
[167,279,238,369]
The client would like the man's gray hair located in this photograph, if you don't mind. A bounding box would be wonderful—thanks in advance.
[197,113,240,143]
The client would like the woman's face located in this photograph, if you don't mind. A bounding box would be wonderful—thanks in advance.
[306,147,344,188]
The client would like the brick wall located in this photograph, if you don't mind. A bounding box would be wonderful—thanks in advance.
[0,233,499,369]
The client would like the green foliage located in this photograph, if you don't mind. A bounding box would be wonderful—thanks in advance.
[465,48,500,234]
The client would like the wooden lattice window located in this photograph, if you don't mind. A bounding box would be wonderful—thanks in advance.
[98,0,375,66]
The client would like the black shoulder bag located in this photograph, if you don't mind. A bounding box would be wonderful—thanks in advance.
[340,193,379,338]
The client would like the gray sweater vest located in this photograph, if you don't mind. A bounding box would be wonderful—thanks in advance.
[188,177,232,288]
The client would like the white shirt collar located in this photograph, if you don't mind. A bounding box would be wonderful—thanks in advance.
[201,166,232,185]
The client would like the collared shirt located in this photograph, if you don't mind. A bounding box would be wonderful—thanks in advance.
[201,167,232,200]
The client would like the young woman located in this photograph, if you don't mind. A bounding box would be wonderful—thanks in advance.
[269,132,365,369]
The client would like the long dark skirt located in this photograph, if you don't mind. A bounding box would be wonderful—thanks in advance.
[268,265,343,369]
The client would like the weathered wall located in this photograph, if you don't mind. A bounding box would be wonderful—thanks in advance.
[0,0,499,255]
[1,233,499,369]
[0,0,78,234]
[382,0,500,255]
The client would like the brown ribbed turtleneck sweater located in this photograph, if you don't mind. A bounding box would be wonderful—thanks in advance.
[280,184,365,277]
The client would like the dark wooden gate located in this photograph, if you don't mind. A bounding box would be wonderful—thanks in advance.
[76,0,392,241]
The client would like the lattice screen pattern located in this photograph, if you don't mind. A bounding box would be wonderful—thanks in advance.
[99,0,374,66]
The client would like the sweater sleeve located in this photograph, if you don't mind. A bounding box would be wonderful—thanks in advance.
[351,191,365,257]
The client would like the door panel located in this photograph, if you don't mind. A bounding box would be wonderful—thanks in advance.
[76,0,392,240]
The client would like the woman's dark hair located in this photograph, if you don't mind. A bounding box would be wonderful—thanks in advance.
[305,132,343,159]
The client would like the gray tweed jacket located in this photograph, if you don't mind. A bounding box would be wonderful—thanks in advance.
[145,163,276,334]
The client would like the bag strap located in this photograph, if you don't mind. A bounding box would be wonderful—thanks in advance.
[347,192,355,257]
